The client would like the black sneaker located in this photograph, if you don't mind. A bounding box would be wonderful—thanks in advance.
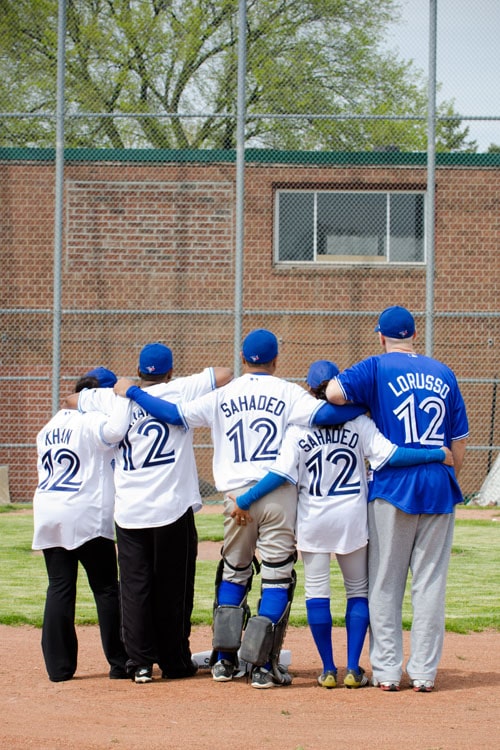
[109,665,129,680]
[162,659,199,679]
[134,665,153,683]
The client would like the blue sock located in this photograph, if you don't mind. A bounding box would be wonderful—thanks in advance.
[345,597,369,672]
[258,588,289,623]
[216,580,246,662]
[257,588,289,671]
[306,598,335,673]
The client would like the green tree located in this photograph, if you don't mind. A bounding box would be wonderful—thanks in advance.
[0,0,476,151]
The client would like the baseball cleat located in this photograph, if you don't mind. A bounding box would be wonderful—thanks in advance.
[411,679,434,692]
[343,667,369,689]
[211,659,235,682]
[317,670,338,689]
[251,665,292,689]
[372,677,400,691]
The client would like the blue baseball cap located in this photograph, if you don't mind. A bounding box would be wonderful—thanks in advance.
[242,329,278,364]
[306,360,340,388]
[83,367,117,388]
[138,342,173,375]
[375,306,415,339]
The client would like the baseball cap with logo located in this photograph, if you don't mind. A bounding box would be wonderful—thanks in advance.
[83,367,117,388]
[375,305,415,339]
[306,360,340,389]
[138,342,173,375]
[242,329,278,364]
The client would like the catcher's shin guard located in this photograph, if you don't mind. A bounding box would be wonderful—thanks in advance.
[209,556,259,665]
[239,566,297,684]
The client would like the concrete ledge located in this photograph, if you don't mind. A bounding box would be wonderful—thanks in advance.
[0,466,11,504]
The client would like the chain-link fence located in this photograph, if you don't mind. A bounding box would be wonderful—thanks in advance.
[0,1,498,504]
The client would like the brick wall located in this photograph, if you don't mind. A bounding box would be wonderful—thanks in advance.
[1,152,498,501]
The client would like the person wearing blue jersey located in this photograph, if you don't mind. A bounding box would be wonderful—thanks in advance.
[326,306,468,693]
[114,330,368,689]
[229,359,454,690]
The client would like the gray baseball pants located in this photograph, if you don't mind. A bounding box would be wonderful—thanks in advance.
[368,498,455,685]
[222,483,297,587]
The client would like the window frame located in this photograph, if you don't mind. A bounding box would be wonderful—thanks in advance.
[274,188,427,266]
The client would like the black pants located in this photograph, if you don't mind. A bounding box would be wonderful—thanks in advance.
[116,507,198,677]
[41,537,128,682]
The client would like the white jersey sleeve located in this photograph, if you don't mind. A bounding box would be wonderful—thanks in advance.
[78,387,116,415]
[353,414,397,470]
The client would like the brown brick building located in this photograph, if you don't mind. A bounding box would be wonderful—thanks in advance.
[1,149,499,501]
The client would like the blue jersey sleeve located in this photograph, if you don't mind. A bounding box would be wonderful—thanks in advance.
[126,385,184,426]
[235,471,287,510]
[388,447,446,467]
[313,401,367,425]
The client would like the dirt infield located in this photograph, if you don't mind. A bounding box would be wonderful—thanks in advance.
[2,503,498,749]
[1,624,499,750]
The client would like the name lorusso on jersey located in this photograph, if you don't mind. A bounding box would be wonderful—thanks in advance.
[388,372,451,399]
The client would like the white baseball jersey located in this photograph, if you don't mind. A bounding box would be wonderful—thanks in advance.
[32,408,120,550]
[269,415,397,554]
[178,372,324,492]
[78,368,216,529]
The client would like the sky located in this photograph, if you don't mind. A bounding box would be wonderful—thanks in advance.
[385,0,500,150]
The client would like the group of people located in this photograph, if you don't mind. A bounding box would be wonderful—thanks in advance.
[32,305,468,694]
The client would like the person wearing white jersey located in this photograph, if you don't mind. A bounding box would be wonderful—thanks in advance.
[78,343,232,684]
[231,360,454,690]
[32,367,130,682]
[114,330,369,689]
[326,306,468,693]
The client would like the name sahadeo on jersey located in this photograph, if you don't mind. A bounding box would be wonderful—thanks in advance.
[269,415,396,554]
[336,352,469,514]
[178,373,324,492]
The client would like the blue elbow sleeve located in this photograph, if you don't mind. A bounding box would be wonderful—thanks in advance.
[389,447,445,467]
[236,472,286,510]
[126,385,183,425]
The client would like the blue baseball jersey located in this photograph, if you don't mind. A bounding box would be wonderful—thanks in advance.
[337,351,469,513]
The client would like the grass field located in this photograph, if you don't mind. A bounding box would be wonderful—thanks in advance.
[0,506,498,632]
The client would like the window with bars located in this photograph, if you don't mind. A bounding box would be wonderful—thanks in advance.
[275,190,425,264]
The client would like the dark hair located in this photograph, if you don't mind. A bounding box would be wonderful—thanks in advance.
[310,380,346,428]
[74,375,100,393]
[309,380,329,402]
[138,370,168,383]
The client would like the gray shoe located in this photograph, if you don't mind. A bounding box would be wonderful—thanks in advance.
[251,665,292,689]
[212,659,235,682]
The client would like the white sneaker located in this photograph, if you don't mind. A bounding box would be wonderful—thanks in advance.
[412,679,434,692]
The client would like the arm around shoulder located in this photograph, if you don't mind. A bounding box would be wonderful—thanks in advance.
[212,366,233,387]
[326,378,347,405]
[451,437,467,478]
